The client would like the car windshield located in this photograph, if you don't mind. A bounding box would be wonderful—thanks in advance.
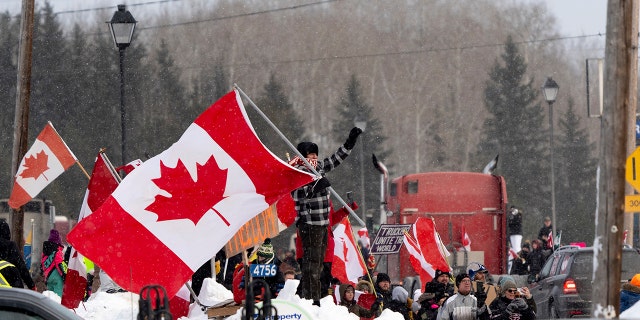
[571,250,640,280]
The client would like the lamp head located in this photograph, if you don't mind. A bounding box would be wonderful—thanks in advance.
[542,77,559,104]
[108,4,137,49]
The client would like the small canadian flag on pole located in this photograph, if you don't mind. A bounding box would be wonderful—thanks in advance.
[9,121,77,209]
[461,225,471,251]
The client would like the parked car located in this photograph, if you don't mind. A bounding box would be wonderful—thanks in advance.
[528,245,640,318]
[0,287,82,319]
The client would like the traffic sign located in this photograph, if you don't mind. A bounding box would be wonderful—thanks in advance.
[626,147,640,191]
[624,195,640,212]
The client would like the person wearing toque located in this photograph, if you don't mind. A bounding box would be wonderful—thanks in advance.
[488,280,535,320]
[437,273,489,320]
[290,127,362,306]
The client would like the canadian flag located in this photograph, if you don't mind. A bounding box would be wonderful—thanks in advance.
[332,216,367,285]
[403,231,435,285]
[67,90,315,298]
[9,122,77,209]
[358,228,370,249]
[461,225,471,251]
[413,217,451,275]
[547,230,553,249]
[169,285,190,318]
[116,159,143,175]
[62,152,120,309]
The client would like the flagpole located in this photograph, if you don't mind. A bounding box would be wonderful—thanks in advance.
[234,84,366,227]
[100,149,123,183]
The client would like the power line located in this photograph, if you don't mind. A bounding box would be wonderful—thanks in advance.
[183,33,607,69]
[53,0,182,15]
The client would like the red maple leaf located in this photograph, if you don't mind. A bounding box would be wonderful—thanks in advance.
[146,156,229,225]
[19,150,50,180]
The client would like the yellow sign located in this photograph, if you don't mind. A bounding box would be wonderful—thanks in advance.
[626,147,640,191]
[625,195,640,212]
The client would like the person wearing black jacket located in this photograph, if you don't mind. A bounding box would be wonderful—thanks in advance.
[0,219,34,289]
[489,280,535,320]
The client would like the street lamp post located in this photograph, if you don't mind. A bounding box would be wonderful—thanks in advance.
[108,5,137,171]
[542,77,559,239]
[354,118,367,225]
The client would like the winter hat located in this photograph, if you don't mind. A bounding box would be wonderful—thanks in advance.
[501,280,517,295]
[455,273,471,287]
[392,286,409,302]
[467,262,487,280]
[434,269,451,280]
[296,142,319,158]
[48,229,62,245]
[631,274,640,287]
[376,272,391,285]
[257,238,274,263]
[0,219,10,241]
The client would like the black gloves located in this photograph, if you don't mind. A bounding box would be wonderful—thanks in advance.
[343,127,363,150]
[506,298,528,314]
[307,177,331,197]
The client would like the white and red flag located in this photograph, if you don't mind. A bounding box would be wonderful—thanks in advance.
[9,122,77,209]
[413,217,451,275]
[332,216,367,285]
[403,231,435,285]
[461,225,471,251]
[67,90,315,298]
[547,230,553,249]
[62,152,120,309]
[116,158,143,175]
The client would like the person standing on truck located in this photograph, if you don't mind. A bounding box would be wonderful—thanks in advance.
[291,127,362,305]
[0,220,34,289]
[437,273,489,320]
[537,216,553,250]
[526,239,545,283]
[509,242,530,276]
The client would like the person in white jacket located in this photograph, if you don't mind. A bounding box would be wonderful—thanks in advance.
[437,273,489,320]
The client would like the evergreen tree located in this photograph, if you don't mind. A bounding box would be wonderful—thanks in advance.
[252,73,304,160]
[474,36,550,237]
[189,58,228,114]
[121,32,151,163]
[144,39,187,157]
[332,75,391,230]
[555,99,597,244]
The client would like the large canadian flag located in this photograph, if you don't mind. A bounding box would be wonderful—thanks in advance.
[9,122,77,209]
[67,90,315,298]
[332,216,367,285]
[413,217,451,275]
[403,231,434,285]
[62,152,120,309]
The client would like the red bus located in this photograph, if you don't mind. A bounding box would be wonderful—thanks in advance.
[382,172,508,282]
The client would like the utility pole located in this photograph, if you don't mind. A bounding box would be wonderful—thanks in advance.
[10,0,35,248]
[593,0,638,317]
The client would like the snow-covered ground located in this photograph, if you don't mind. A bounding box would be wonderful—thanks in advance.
[63,279,403,320]
[46,279,640,319]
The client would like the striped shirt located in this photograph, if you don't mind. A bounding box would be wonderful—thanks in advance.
[292,146,350,226]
